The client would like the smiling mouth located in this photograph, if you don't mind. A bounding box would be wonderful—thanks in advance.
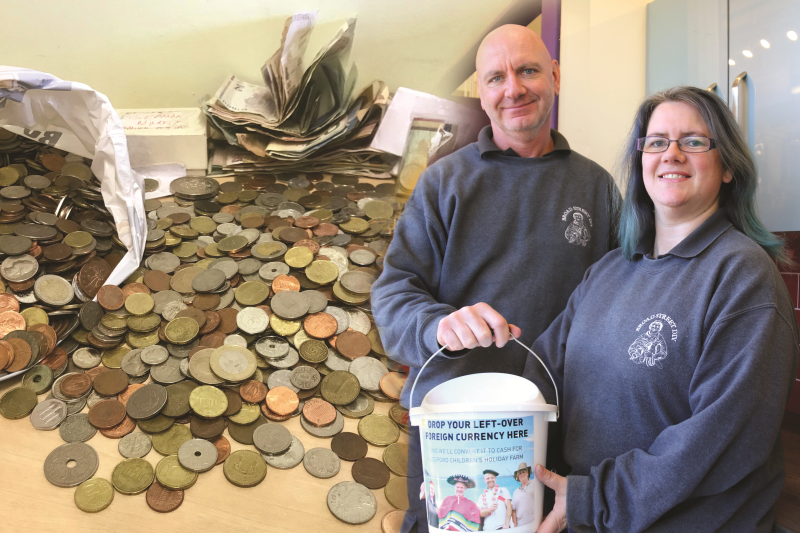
[659,173,690,179]
[503,101,535,112]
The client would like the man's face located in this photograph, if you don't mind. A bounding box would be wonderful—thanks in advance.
[518,470,529,484]
[455,482,467,497]
[484,473,496,489]
[477,33,559,137]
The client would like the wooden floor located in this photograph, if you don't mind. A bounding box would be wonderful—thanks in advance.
[777,411,800,532]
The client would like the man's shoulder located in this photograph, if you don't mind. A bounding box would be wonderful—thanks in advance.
[560,148,614,183]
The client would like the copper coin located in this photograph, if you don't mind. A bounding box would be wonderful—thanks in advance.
[146,481,184,513]
[239,380,267,404]
[61,373,93,398]
[272,274,300,293]
[97,285,124,311]
[0,294,19,314]
[200,332,226,348]
[260,401,292,422]
[303,313,338,339]
[175,307,206,329]
[265,386,299,416]
[223,389,242,417]
[241,216,264,229]
[85,365,111,382]
[88,399,127,428]
[0,342,11,370]
[379,373,406,401]
[55,219,80,233]
[211,435,231,465]
[28,324,56,356]
[99,414,136,438]
[7,279,34,292]
[352,457,391,489]
[294,216,320,229]
[143,270,171,292]
[331,432,369,461]
[0,311,26,338]
[190,415,226,439]
[42,153,66,172]
[302,398,337,427]
[92,368,129,396]
[77,257,112,298]
[117,384,145,406]
[335,330,372,360]
[169,212,191,224]
[297,383,320,400]
[216,308,239,334]
[313,223,339,237]
[121,282,151,299]
[192,293,220,311]
[294,239,320,254]
[198,311,220,334]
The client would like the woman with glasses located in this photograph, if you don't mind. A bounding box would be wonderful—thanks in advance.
[522,86,798,532]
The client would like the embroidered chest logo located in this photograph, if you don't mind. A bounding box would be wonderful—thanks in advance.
[562,206,592,246]
[628,314,678,368]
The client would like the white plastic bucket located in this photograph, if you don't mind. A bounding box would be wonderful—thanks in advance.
[410,372,557,532]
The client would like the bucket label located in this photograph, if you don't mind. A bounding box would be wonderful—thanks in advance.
[419,415,536,531]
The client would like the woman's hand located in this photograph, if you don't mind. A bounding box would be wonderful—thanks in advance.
[535,464,568,533]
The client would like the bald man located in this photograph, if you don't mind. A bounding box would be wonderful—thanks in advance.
[371,25,619,532]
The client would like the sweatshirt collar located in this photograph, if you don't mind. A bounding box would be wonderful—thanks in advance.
[634,209,733,259]
[478,126,571,159]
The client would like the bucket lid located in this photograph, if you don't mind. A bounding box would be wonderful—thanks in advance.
[409,373,557,420]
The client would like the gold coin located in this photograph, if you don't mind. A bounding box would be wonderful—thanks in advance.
[169,225,199,239]
[203,243,222,257]
[194,259,213,270]
[74,478,114,513]
[101,314,127,331]
[209,345,257,382]
[227,402,260,425]
[165,234,181,247]
[125,293,155,316]
[358,414,400,446]
[238,191,258,203]
[333,281,370,305]
[155,454,198,490]
[270,315,301,336]
[164,317,200,345]
[189,385,228,418]
[384,477,410,510]
[284,247,314,269]
[363,200,394,220]
[217,235,248,254]
[111,458,154,495]
[101,345,130,368]
[382,443,409,477]
[307,209,332,222]
[173,242,198,259]
[64,231,93,249]
[305,260,339,285]
[127,330,160,348]
[189,216,217,235]
[70,327,89,344]
[283,189,309,202]
[20,307,48,327]
[127,313,161,333]
[234,281,269,306]
[368,329,386,356]
[152,424,193,455]
[156,218,173,230]
[0,167,20,186]
[216,192,238,204]
[339,218,369,234]
[254,242,284,258]
[223,450,267,488]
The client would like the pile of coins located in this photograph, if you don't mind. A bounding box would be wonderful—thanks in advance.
[0,135,415,528]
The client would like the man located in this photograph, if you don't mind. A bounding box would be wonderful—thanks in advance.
[478,470,512,530]
[371,24,620,533]
[438,475,481,531]
[511,462,536,527]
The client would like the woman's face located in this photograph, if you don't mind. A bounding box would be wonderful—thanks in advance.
[642,101,732,223]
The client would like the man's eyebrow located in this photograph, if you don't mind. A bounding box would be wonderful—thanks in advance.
[482,62,543,79]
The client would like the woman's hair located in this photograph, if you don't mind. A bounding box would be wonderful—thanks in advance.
[618,86,791,266]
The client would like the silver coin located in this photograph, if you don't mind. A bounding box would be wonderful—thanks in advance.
[152,290,182,314]
[324,306,350,334]
[215,288,236,310]
[343,307,371,335]
[290,366,321,390]
[119,432,152,458]
[300,410,345,439]
[170,176,220,199]
[236,307,269,335]
[209,259,238,279]
[30,398,67,430]
[266,369,299,392]
[188,350,224,385]
[327,481,377,525]
[178,438,218,472]
[302,290,329,313]
[167,339,197,358]
[253,424,293,456]
[150,356,184,384]
[179,357,191,378]
[223,334,248,347]
[339,271,376,295]
[255,336,289,359]
[129,374,150,385]
[191,268,226,292]
[126,384,168,420]
[258,261,290,281]
[1,254,38,282]
[303,447,341,478]
[121,348,149,377]
[33,275,74,306]
[146,228,165,242]
[337,392,375,419]
[140,345,169,365]
[325,348,351,372]
[267,347,299,370]
[237,258,262,276]
[72,347,102,369]
[86,390,114,409]
[149,253,180,276]
[59,413,97,443]
[43,442,99,488]
[212,212,234,224]
[271,291,309,320]
[161,300,188,321]
[262,435,305,469]
[349,357,388,392]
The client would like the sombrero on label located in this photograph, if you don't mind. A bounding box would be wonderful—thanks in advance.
[513,462,532,481]
[447,474,476,488]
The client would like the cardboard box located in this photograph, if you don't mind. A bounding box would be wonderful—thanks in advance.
[116,108,207,174]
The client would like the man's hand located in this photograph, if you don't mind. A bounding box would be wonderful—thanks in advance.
[535,464,567,533]
[437,303,522,351]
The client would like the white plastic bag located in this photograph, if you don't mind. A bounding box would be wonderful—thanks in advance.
[0,66,146,288]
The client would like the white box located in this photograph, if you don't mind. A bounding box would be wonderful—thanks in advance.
[116,108,208,174]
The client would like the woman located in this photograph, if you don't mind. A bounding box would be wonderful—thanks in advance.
[522,86,798,532]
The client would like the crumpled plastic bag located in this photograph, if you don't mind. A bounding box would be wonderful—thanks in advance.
[0,66,145,289]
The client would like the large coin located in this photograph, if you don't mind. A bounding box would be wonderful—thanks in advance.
[151,423,193,456]
[0,387,38,419]
[119,432,153,458]
[170,176,220,200]
[320,371,360,406]
[189,385,228,418]
[223,450,267,487]
[177,439,218,473]
[155,454,198,490]
[303,447,340,479]
[327,481,378,525]
[111,458,155,495]
[74,478,114,513]
[331,432,368,461]
[209,345,256,382]
[30,398,67,430]
[44,442,99,488]
[262,435,305,470]
[126,384,168,420]
[358,414,400,447]
[252,424,292,456]
[34,275,74,306]
[349,356,388,392]
[352,457,390,489]
[384,477,410,510]
[59,413,98,443]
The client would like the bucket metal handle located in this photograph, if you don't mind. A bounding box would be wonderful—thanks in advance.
[409,332,560,419]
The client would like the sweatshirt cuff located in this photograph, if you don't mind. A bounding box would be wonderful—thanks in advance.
[419,312,471,360]
[566,474,593,529]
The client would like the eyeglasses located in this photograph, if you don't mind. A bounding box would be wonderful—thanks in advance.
[636,136,716,153]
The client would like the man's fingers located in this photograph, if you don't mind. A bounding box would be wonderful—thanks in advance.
[535,511,563,533]
[462,309,495,348]
[509,324,523,338]
[441,329,463,351]
[534,464,557,489]
[452,320,480,350]
[474,303,511,347]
